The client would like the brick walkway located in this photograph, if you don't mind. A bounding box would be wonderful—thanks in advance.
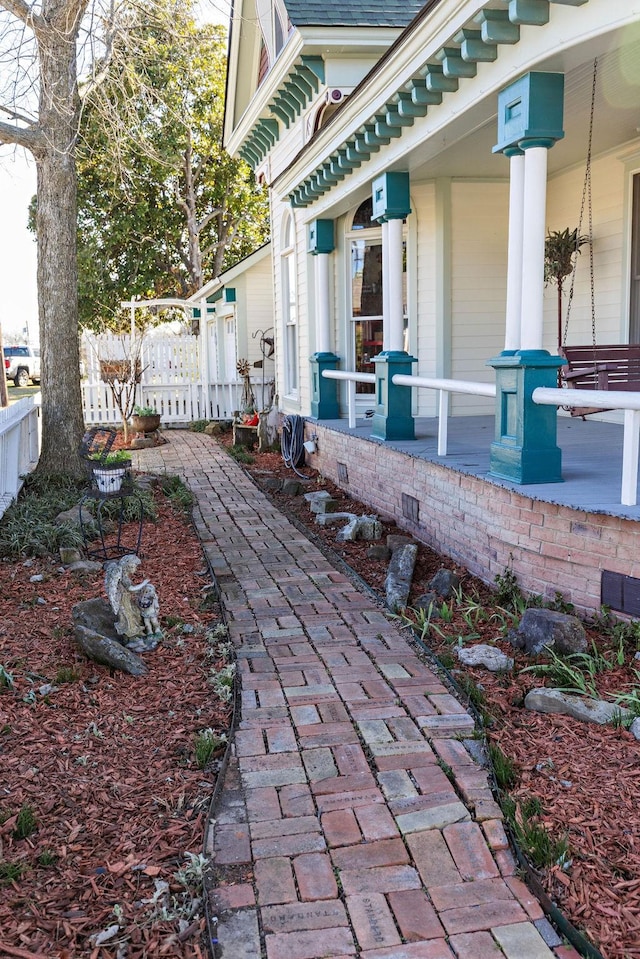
[134,432,580,959]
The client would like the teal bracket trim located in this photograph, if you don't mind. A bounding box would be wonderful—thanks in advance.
[487,350,565,485]
[370,352,418,442]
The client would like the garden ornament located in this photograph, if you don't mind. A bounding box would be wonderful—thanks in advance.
[104,554,161,641]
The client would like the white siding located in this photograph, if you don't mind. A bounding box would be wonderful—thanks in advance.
[546,152,627,349]
[413,181,437,417]
[450,180,508,415]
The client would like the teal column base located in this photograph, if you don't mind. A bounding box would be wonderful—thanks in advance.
[310,352,340,420]
[370,351,418,441]
[487,349,564,485]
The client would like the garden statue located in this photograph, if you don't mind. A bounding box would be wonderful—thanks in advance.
[104,555,162,642]
[131,582,161,637]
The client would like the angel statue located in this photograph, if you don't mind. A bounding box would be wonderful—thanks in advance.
[104,555,157,640]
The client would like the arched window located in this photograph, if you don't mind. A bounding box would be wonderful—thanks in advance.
[256,0,289,71]
[282,214,298,397]
[347,199,408,394]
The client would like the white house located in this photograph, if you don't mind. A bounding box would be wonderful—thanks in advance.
[223,0,640,615]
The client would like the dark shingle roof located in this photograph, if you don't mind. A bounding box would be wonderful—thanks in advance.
[283,0,425,28]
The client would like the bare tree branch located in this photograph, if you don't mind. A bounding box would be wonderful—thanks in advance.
[0,115,42,150]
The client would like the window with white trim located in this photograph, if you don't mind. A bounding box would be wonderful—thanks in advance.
[282,214,298,397]
[347,198,407,394]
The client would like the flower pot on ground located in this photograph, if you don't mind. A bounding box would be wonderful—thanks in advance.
[131,406,161,434]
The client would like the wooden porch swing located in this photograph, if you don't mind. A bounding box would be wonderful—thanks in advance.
[558,59,640,416]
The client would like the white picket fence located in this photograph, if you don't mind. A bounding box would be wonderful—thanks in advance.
[0,393,41,519]
[81,332,270,426]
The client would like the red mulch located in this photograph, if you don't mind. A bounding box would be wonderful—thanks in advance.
[235,436,640,959]
[0,495,230,958]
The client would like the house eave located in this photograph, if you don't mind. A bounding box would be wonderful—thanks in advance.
[224,25,407,160]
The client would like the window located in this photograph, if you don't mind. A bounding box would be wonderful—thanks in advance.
[282,214,298,397]
[347,198,408,393]
[630,173,640,342]
[256,0,288,72]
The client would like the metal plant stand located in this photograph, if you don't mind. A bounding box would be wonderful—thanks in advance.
[78,427,144,561]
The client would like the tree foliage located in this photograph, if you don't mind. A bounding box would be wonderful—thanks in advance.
[77,9,270,331]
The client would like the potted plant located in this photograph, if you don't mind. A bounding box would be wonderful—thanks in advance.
[544,227,588,349]
[89,449,132,494]
[131,404,161,434]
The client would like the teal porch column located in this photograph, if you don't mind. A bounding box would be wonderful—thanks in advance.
[370,172,416,440]
[308,218,339,419]
[371,351,418,441]
[488,73,566,483]
[487,350,564,484]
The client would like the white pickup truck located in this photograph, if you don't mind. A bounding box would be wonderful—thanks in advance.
[3,345,41,387]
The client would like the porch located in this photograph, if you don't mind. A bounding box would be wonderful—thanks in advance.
[308,414,640,616]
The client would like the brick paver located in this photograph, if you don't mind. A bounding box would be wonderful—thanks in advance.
[133,433,571,959]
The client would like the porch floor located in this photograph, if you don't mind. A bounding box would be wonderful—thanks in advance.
[317,414,640,520]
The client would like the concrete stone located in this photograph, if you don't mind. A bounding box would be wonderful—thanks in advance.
[491,921,556,958]
[386,543,418,612]
[456,644,513,673]
[336,515,382,542]
[282,478,302,495]
[315,512,356,528]
[524,687,632,725]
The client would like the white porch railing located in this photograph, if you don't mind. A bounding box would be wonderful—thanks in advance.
[321,370,376,428]
[533,387,640,507]
[392,374,496,455]
[0,393,41,519]
[322,369,496,452]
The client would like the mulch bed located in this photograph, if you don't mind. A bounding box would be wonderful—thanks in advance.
[230,434,640,959]
[0,494,231,958]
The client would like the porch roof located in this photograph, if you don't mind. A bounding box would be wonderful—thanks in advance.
[283,0,426,27]
[275,0,639,214]
[318,414,640,521]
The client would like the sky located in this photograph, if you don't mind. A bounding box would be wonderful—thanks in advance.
[0,0,231,344]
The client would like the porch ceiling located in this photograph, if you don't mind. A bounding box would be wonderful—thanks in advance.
[406,37,640,182]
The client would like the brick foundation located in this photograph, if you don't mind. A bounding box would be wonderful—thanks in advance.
[309,424,640,615]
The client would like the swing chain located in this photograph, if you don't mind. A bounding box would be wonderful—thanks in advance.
[563,58,597,349]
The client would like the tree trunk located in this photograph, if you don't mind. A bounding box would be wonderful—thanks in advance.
[35,1,87,477]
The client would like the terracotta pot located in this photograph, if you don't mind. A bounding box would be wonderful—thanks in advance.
[131,413,161,434]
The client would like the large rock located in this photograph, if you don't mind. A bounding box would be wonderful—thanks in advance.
[386,543,418,612]
[510,607,587,656]
[74,625,148,676]
[457,644,514,672]
[429,568,460,599]
[524,688,630,725]
[72,598,148,676]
